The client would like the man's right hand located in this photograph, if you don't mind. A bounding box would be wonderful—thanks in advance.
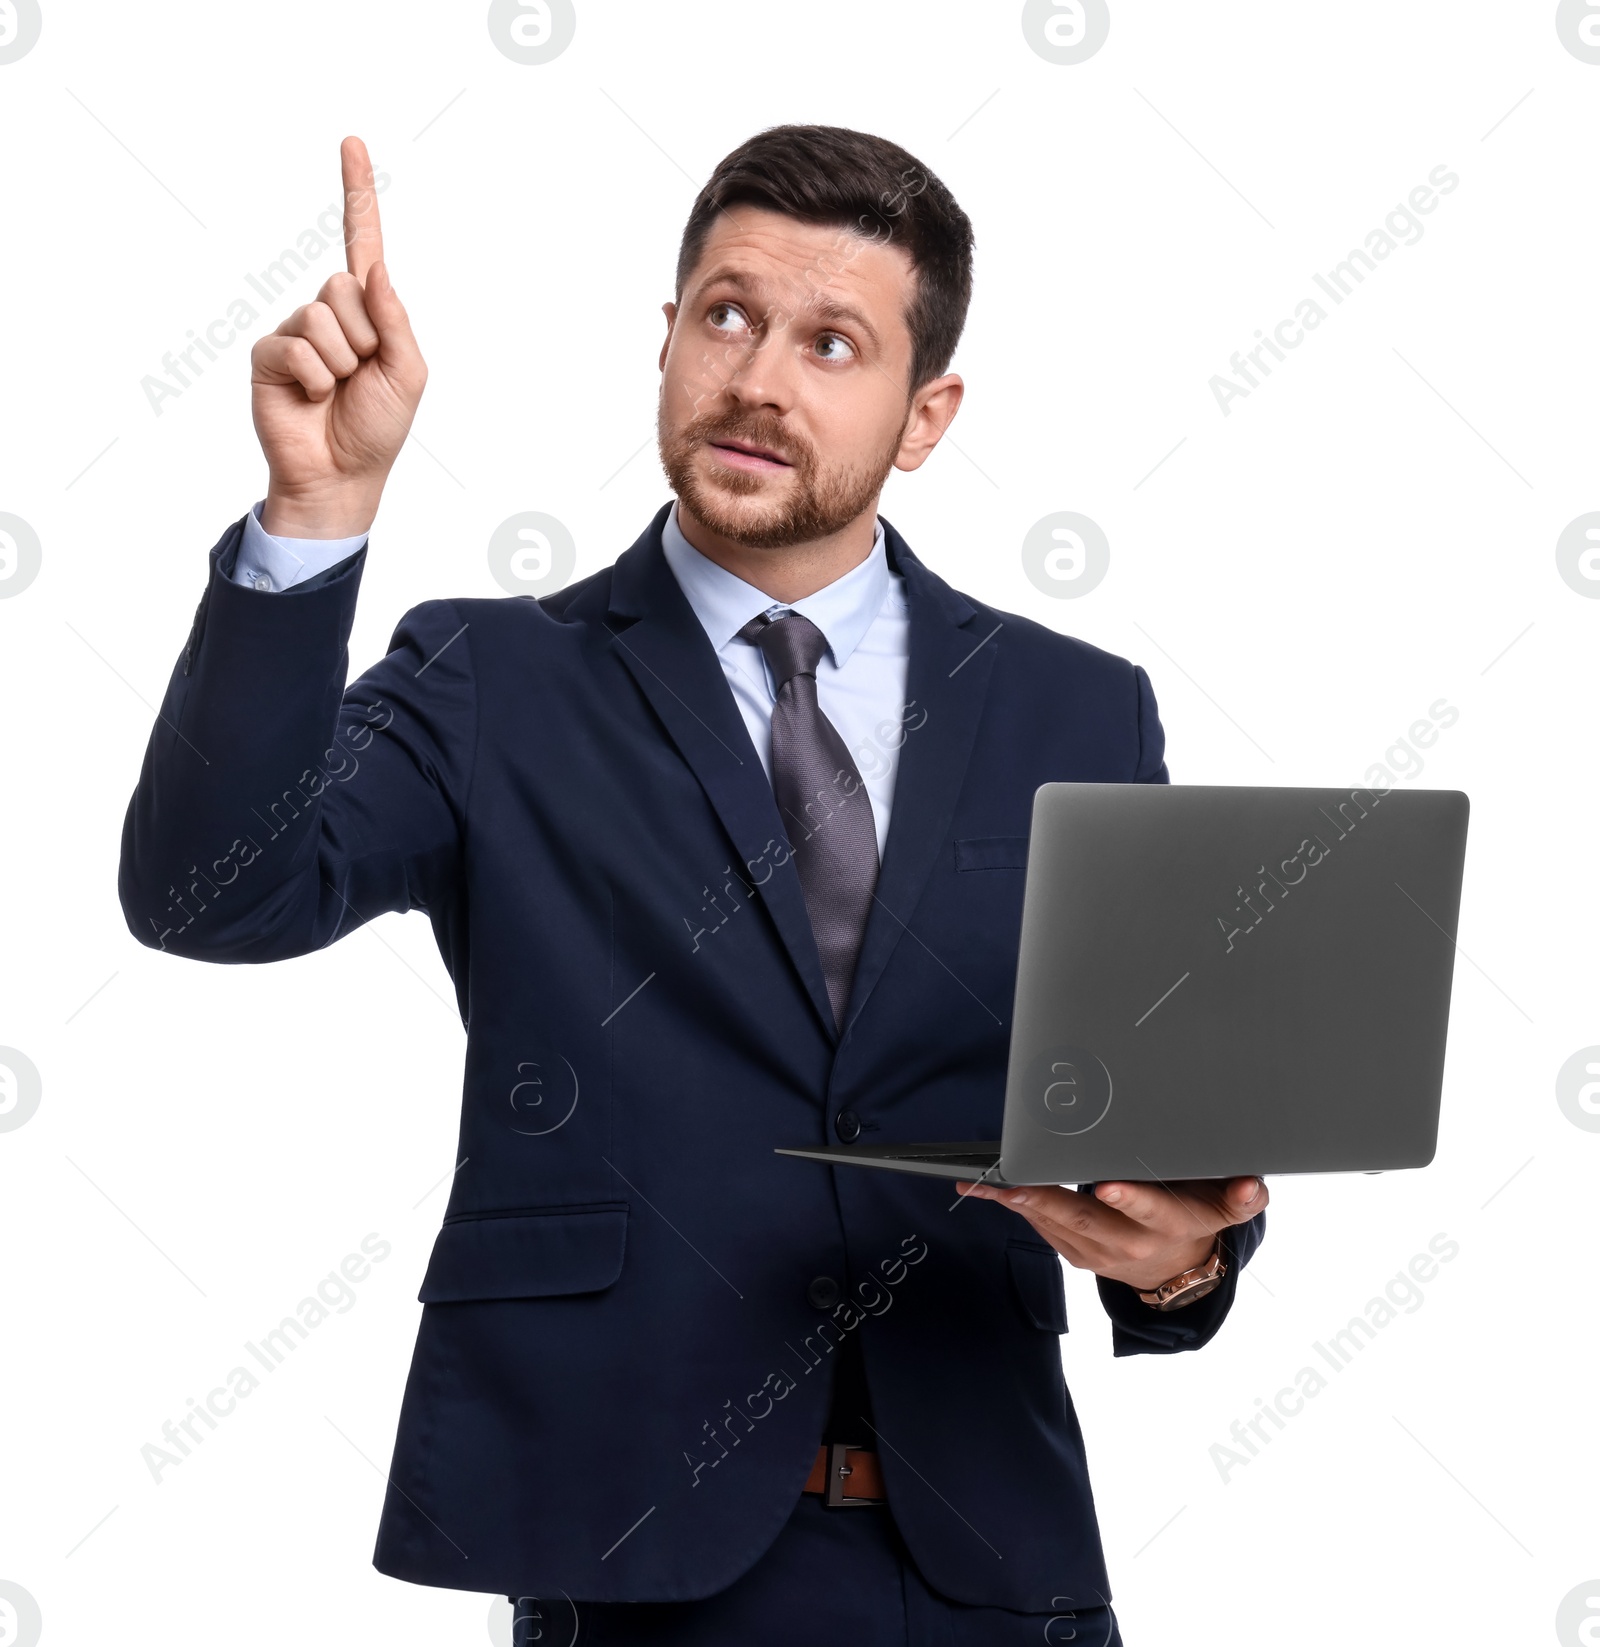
[250,135,428,538]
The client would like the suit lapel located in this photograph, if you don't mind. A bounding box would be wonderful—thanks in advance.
[606,508,838,1039]
[841,520,1003,1035]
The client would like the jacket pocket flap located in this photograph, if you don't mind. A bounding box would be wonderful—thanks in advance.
[1007,1240,1069,1334]
[955,836,1030,871]
[418,1206,628,1303]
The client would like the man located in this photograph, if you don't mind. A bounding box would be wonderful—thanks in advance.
[120,126,1267,1644]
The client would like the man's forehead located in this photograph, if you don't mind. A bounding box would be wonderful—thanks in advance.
[686,207,914,305]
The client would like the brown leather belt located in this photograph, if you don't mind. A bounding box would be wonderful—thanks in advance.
[803,1443,886,1507]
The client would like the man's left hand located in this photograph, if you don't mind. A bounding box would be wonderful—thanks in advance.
[955,1175,1267,1293]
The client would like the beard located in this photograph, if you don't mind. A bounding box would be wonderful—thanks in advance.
[657,403,904,550]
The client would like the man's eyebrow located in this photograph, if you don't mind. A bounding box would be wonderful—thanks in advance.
[693,267,882,352]
[693,265,766,301]
[810,296,881,352]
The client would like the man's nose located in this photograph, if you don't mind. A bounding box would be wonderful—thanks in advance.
[721,330,796,416]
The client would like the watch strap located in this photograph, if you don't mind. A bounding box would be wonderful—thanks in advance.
[1136,1235,1227,1311]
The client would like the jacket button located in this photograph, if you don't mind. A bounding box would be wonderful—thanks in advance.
[807,1275,841,1310]
[835,1109,862,1142]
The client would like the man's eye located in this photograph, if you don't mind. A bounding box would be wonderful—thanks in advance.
[708,302,751,333]
[814,332,855,361]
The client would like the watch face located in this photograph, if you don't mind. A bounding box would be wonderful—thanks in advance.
[1160,1274,1223,1310]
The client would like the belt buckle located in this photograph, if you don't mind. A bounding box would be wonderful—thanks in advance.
[823,1441,876,1508]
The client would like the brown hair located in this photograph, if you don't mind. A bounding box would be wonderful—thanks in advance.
[675,124,975,392]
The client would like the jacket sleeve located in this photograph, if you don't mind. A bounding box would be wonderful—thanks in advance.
[1133,662,1169,784]
[117,514,476,966]
[1086,1195,1267,1356]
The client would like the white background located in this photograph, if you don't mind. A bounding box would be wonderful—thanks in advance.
[2,2,1597,1643]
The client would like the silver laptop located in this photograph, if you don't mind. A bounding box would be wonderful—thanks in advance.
[777,783,1470,1186]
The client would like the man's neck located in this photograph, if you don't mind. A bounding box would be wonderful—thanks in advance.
[674,499,879,604]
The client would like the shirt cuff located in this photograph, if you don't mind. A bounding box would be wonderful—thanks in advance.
[230,499,370,592]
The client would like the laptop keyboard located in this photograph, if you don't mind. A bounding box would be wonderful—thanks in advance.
[879,1151,1001,1168]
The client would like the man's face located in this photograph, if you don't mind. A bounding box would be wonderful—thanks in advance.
[657,208,952,550]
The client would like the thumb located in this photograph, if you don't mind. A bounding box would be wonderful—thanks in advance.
[364,260,426,388]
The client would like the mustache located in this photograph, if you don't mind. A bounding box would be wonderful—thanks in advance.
[679,411,815,475]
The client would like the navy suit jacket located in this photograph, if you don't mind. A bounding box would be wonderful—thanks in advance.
[119,502,1264,1610]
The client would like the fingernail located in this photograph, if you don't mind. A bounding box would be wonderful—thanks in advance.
[1100,1186,1122,1205]
[1243,1177,1261,1199]
[1008,1190,1031,1206]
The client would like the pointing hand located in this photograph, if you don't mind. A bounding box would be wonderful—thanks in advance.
[250,136,428,537]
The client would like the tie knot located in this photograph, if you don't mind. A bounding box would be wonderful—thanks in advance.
[739,610,830,692]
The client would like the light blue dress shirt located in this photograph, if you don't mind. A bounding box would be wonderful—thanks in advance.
[658,504,910,856]
[234,499,370,591]
[234,498,913,854]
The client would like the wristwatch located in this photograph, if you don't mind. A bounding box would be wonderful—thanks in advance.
[1136,1236,1227,1311]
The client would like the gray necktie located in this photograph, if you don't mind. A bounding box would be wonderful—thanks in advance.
[739,610,879,1030]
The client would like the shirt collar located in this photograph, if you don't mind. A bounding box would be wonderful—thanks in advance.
[660,500,889,669]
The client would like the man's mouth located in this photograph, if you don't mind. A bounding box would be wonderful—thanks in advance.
[705,437,793,473]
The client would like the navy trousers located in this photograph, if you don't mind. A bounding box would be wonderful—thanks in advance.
[509,1494,1123,1644]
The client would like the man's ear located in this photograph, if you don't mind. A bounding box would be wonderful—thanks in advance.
[659,301,677,373]
[894,374,964,473]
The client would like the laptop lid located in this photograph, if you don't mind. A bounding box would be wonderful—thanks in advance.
[998,783,1469,1184]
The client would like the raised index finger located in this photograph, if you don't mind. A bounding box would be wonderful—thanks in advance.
[341,135,384,284]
